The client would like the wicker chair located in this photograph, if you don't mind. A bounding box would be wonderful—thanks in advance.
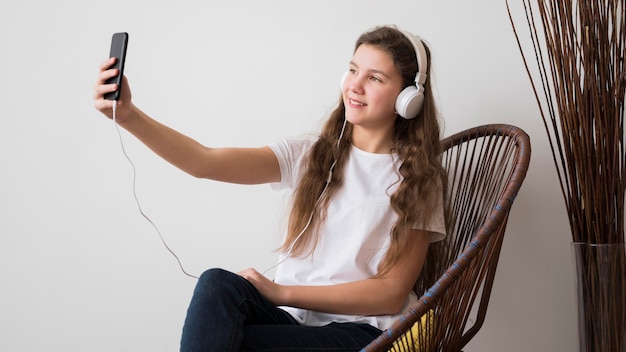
[362,124,531,352]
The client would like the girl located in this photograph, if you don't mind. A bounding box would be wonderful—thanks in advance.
[93,25,446,352]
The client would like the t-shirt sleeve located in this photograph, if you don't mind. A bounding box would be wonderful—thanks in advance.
[425,198,446,243]
[415,184,447,243]
[268,138,315,191]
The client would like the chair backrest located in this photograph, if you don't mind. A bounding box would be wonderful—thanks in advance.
[362,124,531,352]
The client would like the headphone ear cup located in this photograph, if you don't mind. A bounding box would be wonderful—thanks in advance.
[340,71,349,90]
[395,85,424,119]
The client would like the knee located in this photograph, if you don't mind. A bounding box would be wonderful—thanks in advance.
[196,268,243,294]
[192,268,247,306]
[198,268,233,283]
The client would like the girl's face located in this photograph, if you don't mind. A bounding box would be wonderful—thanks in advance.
[342,44,403,130]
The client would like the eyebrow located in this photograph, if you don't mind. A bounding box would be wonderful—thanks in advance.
[349,61,392,79]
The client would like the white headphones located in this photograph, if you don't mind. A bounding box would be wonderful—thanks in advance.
[342,28,428,120]
[395,29,428,119]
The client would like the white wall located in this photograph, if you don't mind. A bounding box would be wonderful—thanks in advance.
[0,1,577,351]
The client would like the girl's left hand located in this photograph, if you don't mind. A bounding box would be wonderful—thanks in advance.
[237,268,286,305]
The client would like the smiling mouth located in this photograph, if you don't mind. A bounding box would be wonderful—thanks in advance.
[349,98,366,106]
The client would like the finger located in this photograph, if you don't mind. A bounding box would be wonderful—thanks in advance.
[93,81,119,113]
[99,57,116,71]
[237,268,252,276]
[237,268,259,281]
[94,96,115,112]
[97,67,119,84]
[93,82,118,100]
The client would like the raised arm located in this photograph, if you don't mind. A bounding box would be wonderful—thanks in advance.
[93,58,280,185]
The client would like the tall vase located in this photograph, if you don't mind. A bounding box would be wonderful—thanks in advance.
[572,242,626,352]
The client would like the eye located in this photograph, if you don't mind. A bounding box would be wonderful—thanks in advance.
[369,75,383,83]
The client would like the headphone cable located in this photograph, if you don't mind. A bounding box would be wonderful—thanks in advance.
[112,102,198,280]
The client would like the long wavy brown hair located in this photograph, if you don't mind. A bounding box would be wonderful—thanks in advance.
[279,25,446,277]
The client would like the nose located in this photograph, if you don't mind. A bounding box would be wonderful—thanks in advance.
[344,73,364,93]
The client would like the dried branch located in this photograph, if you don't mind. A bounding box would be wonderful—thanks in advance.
[507,0,625,244]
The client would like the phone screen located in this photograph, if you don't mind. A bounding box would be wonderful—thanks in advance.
[104,32,129,101]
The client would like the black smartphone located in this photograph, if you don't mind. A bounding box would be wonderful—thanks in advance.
[104,32,129,101]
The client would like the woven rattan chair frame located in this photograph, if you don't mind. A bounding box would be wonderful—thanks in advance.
[361,124,531,352]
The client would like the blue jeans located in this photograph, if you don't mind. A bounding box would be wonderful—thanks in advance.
[180,268,382,352]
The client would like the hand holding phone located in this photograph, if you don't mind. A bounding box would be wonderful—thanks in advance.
[104,32,129,101]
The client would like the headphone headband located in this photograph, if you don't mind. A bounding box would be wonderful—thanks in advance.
[397,28,428,86]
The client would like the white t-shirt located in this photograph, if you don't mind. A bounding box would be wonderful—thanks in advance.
[269,137,446,331]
